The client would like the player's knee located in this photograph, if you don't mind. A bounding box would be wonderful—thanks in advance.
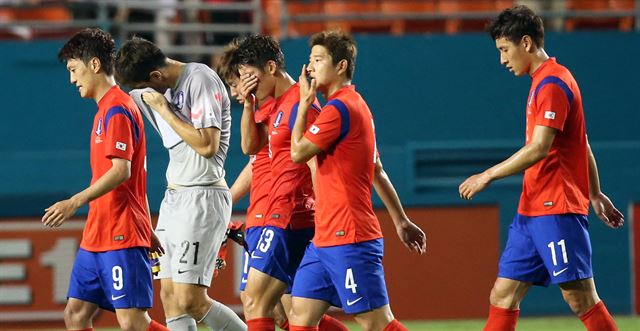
[160,286,173,303]
[489,286,519,309]
[562,292,593,315]
[63,304,90,326]
[242,291,260,313]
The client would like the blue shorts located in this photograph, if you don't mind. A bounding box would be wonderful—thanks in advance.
[67,247,153,311]
[291,239,389,314]
[498,213,593,287]
[239,226,262,291]
[247,226,314,291]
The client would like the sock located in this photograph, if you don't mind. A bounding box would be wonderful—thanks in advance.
[248,317,275,331]
[200,300,247,331]
[147,320,170,331]
[69,329,93,331]
[318,315,348,331]
[167,314,198,331]
[279,319,290,330]
[382,319,408,331]
[483,305,519,331]
[289,326,318,331]
[580,301,617,331]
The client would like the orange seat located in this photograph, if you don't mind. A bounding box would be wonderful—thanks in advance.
[286,1,325,37]
[565,0,635,31]
[323,0,391,34]
[380,0,443,34]
[438,0,514,34]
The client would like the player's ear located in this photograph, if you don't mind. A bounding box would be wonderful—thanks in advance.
[266,60,277,75]
[89,57,101,73]
[149,70,163,82]
[522,35,533,52]
[336,59,348,77]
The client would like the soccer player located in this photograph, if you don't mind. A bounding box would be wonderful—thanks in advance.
[458,5,624,331]
[232,35,348,331]
[43,28,168,331]
[114,37,246,331]
[288,30,427,331]
[216,41,291,329]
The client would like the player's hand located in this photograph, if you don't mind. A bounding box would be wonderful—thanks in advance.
[459,172,492,200]
[150,231,165,256]
[299,64,317,107]
[238,72,258,105]
[395,219,427,255]
[591,192,624,228]
[141,91,169,113]
[42,198,81,228]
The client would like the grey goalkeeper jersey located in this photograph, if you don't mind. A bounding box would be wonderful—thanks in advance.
[130,63,231,187]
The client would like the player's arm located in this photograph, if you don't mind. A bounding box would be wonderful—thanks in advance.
[373,157,426,254]
[145,194,165,255]
[586,140,624,228]
[42,157,131,227]
[238,73,268,155]
[459,125,556,200]
[141,91,220,158]
[291,65,323,163]
[230,160,252,204]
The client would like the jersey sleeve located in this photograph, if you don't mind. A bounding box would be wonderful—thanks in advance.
[188,71,224,129]
[104,106,138,161]
[304,102,344,151]
[534,80,571,131]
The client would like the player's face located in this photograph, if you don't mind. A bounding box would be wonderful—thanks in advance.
[226,76,245,104]
[238,64,275,101]
[307,45,339,89]
[66,58,95,99]
[495,37,530,77]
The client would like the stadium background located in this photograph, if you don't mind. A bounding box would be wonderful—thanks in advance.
[0,0,639,330]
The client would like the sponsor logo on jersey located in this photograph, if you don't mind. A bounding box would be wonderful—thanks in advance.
[310,125,320,134]
[114,235,124,241]
[543,201,553,207]
[115,142,127,151]
[335,230,345,237]
[544,111,556,120]
[273,111,284,128]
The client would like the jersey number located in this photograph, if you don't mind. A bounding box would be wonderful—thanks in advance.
[112,266,124,290]
[345,268,358,294]
[547,239,569,266]
[179,240,200,265]
[258,228,275,253]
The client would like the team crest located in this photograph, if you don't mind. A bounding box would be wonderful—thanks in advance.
[174,91,185,110]
[273,111,284,128]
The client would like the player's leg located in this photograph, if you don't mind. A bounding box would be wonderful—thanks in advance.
[64,298,99,330]
[170,188,244,330]
[483,214,548,331]
[275,295,290,330]
[243,268,289,328]
[65,248,108,330]
[289,297,332,330]
[527,214,616,330]
[155,190,198,330]
[115,308,170,331]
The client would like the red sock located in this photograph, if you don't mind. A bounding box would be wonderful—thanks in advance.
[580,301,617,331]
[248,317,276,331]
[483,305,519,331]
[279,319,290,330]
[318,314,348,331]
[146,320,169,331]
[383,319,408,331]
[69,329,93,331]
[289,326,318,331]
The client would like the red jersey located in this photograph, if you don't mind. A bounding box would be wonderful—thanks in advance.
[246,99,276,229]
[83,86,151,252]
[304,85,382,247]
[264,83,320,230]
[519,58,589,216]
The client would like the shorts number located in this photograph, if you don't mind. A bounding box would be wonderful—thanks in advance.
[258,228,274,253]
[179,240,200,265]
[547,239,569,266]
[112,266,124,290]
[345,268,358,294]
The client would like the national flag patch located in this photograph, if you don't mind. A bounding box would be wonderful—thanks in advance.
[544,111,556,120]
[310,125,320,134]
[115,142,127,151]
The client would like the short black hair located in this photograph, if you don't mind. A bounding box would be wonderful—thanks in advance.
[234,34,285,72]
[216,38,242,84]
[309,30,357,80]
[58,28,115,75]
[488,5,544,48]
[115,37,167,87]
